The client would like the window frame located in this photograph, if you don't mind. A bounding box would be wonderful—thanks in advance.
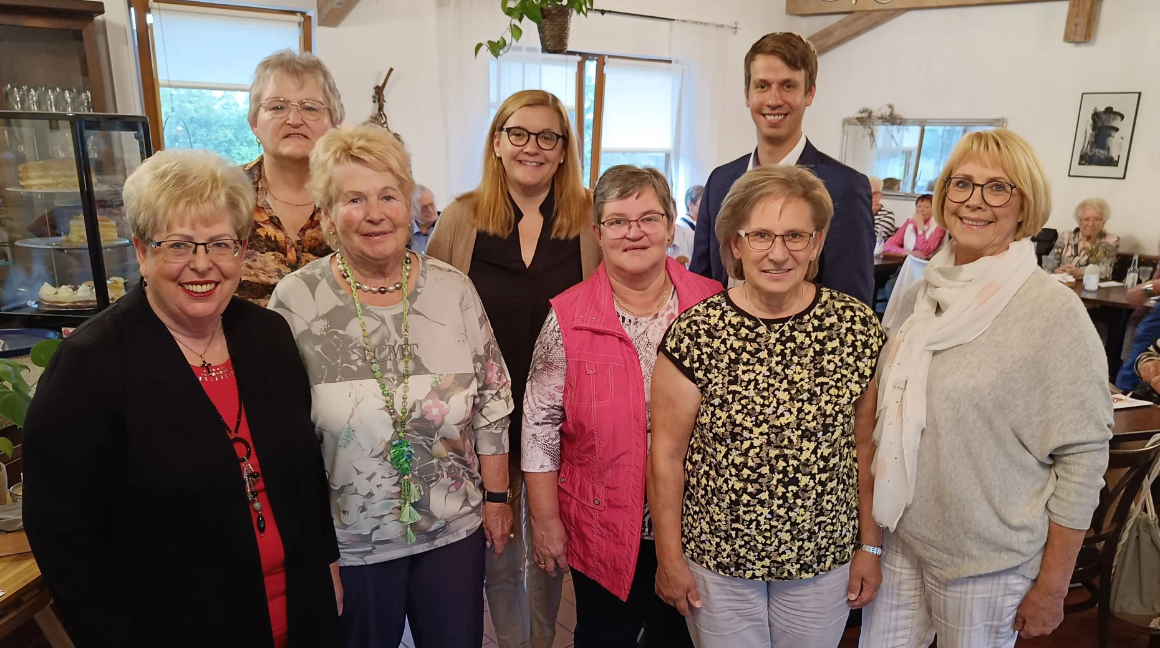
[128,0,312,151]
[839,117,1008,199]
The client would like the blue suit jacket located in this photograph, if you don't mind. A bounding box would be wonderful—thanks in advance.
[689,140,875,305]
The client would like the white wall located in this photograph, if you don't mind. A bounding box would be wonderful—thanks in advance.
[798,0,1160,252]
[314,0,790,207]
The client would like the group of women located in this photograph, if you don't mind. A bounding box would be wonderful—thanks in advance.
[20,49,1110,648]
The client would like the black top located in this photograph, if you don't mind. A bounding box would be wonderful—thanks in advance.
[469,189,583,447]
[22,287,339,648]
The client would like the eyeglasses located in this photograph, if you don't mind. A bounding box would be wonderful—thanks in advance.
[945,176,1019,208]
[600,214,668,238]
[737,230,816,251]
[500,127,566,151]
[260,98,328,121]
[147,238,243,262]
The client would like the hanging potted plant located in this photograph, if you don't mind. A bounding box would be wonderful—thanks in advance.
[476,0,594,58]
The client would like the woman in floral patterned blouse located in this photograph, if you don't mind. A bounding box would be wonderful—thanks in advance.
[270,125,514,648]
[1050,197,1119,281]
[649,166,885,648]
[241,50,344,306]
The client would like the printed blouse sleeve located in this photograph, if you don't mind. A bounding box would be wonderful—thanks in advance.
[462,277,513,455]
[850,300,887,398]
[660,308,703,389]
[522,310,567,473]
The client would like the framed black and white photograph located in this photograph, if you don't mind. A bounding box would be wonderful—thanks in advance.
[1069,92,1141,179]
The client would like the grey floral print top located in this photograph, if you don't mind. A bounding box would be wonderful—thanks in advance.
[269,254,513,565]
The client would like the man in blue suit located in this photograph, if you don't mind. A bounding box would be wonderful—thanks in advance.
[690,32,875,304]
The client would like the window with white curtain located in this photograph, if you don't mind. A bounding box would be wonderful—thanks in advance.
[487,47,677,189]
[150,2,305,163]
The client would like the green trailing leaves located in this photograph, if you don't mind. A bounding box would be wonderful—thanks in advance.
[475,0,592,58]
[31,339,60,369]
[0,437,13,459]
[0,390,30,429]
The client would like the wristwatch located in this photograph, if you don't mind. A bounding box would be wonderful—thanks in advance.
[484,489,510,504]
[857,543,883,557]
[1143,282,1155,295]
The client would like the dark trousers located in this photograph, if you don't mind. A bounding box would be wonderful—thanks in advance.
[571,539,695,648]
[339,528,486,648]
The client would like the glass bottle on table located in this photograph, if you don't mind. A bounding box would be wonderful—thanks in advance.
[1125,254,1140,288]
[1083,263,1101,292]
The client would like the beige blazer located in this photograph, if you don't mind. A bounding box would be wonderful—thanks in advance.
[427,196,602,279]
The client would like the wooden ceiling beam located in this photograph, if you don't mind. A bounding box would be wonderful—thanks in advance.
[1063,0,1100,42]
[808,10,907,55]
[787,0,1060,17]
[317,0,360,27]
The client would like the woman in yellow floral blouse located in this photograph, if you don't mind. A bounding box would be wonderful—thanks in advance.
[648,166,885,648]
[241,50,345,305]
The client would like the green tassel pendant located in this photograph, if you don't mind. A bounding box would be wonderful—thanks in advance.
[405,526,417,544]
[389,438,414,475]
[399,503,420,525]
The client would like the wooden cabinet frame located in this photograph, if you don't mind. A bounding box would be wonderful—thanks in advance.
[0,0,109,113]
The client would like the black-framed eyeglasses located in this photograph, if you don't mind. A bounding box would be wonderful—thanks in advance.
[147,238,243,262]
[260,97,328,121]
[501,126,566,151]
[944,176,1019,208]
[737,230,816,251]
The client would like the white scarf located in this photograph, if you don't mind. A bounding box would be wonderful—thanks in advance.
[872,237,1039,530]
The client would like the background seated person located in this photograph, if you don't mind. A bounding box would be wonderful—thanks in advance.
[1051,197,1119,281]
[870,176,896,241]
[882,194,944,260]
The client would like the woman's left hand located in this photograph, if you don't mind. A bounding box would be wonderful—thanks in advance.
[329,561,343,616]
[846,550,881,608]
[1066,266,1084,280]
[1014,582,1065,639]
[482,501,513,557]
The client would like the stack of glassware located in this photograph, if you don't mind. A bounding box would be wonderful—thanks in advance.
[2,85,93,113]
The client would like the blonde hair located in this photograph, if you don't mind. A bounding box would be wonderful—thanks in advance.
[716,166,833,282]
[592,166,675,226]
[933,129,1051,240]
[458,90,589,239]
[124,149,254,241]
[308,125,415,249]
[868,176,884,192]
[249,50,345,126]
[1074,197,1111,225]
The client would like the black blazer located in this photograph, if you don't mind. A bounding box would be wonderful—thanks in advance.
[689,139,876,304]
[23,287,339,648]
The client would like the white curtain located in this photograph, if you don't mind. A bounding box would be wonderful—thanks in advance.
[670,21,729,219]
[435,1,578,199]
[434,0,503,199]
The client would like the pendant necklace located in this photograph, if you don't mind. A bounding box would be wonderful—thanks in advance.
[339,251,422,543]
[612,277,672,318]
[172,320,227,379]
[743,282,806,349]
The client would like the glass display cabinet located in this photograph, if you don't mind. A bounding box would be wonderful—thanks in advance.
[0,112,152,327]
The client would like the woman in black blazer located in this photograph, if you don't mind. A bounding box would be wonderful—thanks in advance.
[22,149,340,648]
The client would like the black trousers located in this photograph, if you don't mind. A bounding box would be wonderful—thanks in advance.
[338,528,485,648]
[571,539,695,648]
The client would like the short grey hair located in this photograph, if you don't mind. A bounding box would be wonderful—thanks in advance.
[684,184,704,209]
[592,166,676,226]
[1074,197,1111,224]
[868,176,884,192]
[411,184,433,218]
[249,50,345,126]
[716,166,833,282]
[124,149,254,242]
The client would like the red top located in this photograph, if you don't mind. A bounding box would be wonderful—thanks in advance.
[197,360,289,648]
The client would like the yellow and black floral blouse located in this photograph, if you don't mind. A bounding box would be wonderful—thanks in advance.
[660,288,884,581]
[239,156,332,306]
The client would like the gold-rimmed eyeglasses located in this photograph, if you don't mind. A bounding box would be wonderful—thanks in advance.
[738,230,816,251]
[147,238,243,262]
[944,176,1019,208]
[260,98,328,121]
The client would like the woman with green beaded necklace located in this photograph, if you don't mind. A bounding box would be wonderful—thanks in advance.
[270,125,516,648]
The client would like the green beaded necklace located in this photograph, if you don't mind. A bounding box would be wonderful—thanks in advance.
[338,252,422,543]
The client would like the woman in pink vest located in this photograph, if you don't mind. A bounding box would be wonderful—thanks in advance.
[522,166,721,647]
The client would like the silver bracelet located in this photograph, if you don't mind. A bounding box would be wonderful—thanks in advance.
[857,543,883,557]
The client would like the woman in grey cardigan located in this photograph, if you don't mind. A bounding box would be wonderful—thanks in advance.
[860,129,1111,648]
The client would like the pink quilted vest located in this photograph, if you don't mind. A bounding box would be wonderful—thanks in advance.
[549,257,721,600]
